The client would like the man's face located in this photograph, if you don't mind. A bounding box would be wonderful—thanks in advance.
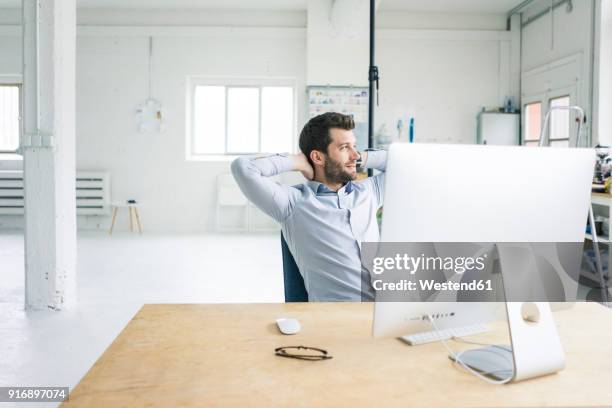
[322,128,360,185]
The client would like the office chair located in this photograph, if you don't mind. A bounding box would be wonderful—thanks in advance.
[281,232,308,302]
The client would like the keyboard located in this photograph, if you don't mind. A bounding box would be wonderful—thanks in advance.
[400,323,490,346]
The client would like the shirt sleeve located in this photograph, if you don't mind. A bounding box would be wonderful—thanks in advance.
[231,154,299,223]
[362,149,387,208]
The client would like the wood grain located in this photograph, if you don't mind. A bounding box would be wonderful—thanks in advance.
[63,302,612,407]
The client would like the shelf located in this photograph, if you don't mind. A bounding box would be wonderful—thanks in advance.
[591,192,612,206]
[585,233,610,243]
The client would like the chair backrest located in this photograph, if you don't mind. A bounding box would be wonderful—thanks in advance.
[281,232,308,302]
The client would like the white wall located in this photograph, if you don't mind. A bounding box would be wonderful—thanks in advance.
[75,28,306,231]
[595,0,612,145]
[1,6,516,231]
[0,33,20,74]
[377,11,507,30]
[306,0,515,144]
[77,9,306,27]
[0,17,306,232]
[375,30,513,144]
[520,0,596,145]
[0,9,20,25]
[306,0,369,86]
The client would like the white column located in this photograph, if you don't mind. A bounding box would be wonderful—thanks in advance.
[22,0,77,310]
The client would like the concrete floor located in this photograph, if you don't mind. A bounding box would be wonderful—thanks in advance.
[0,230,283,408]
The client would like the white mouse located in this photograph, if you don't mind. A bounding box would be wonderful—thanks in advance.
[276,318,301,335]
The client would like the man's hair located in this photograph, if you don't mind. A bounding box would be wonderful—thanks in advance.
[299,112,355,165]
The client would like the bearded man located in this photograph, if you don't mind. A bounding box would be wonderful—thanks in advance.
[231,112,387,301]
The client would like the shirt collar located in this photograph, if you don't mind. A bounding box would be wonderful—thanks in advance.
[307,180,354,195]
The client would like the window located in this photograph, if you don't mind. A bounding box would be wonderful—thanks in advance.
[523,102,542,147]
[0,84,20,152]
[523,96,573,148]
[188,79,295,159]
[548,96,571,148]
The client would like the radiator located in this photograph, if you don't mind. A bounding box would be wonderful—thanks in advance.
[0,170,111,215]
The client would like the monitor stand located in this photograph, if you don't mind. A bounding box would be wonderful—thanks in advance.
[448,345,514,381]
[449,244,566,383]
[446,300,565,382]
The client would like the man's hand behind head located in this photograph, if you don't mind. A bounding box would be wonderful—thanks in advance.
[293,152,315,180]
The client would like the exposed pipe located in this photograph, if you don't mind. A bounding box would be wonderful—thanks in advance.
[506,0,573,30]
[506,0,536,28]
[588,0,597,145]
[522,0,573,29]
[550,0,555,50]
[508,0,537,17]
[367,0,378,176]
[148,36,153,100]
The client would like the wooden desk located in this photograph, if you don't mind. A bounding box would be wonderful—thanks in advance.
[63,303,612,407]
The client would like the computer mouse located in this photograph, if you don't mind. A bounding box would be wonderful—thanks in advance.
[276,318,301,335]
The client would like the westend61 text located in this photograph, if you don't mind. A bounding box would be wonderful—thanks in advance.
[372,279,493,292]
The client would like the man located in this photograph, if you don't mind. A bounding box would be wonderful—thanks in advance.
[231,112,386,301]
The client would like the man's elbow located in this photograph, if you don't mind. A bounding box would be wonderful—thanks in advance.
[230,156,248,181]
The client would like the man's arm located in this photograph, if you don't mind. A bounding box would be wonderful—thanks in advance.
[360,149,387,207]
[231,153,313,223]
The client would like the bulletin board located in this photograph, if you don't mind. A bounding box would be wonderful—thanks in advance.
[307,85,369,150]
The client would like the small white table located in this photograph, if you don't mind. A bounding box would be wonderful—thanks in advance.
[109,201,142,235]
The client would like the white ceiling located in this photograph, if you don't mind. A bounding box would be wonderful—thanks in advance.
[0,0,525,13]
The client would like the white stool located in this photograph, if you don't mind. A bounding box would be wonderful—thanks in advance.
[109,201,142,235]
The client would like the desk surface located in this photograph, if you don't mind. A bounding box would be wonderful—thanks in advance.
[63,302,612,407]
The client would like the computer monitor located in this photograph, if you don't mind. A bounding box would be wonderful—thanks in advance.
[372,143,595,340]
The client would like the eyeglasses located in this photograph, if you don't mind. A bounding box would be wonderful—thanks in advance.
[274,346,333,361]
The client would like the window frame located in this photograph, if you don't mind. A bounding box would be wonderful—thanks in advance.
[0,78,23,156]
[522,85,578,148]
[185,76,297,161]
[522,98,544,147]
[547,94,572,147]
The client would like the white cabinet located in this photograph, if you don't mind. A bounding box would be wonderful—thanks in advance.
[477,112,520,145]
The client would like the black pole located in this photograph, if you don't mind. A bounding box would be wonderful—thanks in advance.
[367,0,379,176]
[368,0,377,151]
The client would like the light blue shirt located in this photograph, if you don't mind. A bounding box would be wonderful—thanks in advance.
[231,150,387,301]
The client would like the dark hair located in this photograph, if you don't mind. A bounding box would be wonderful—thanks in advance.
[299,112,355,165]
